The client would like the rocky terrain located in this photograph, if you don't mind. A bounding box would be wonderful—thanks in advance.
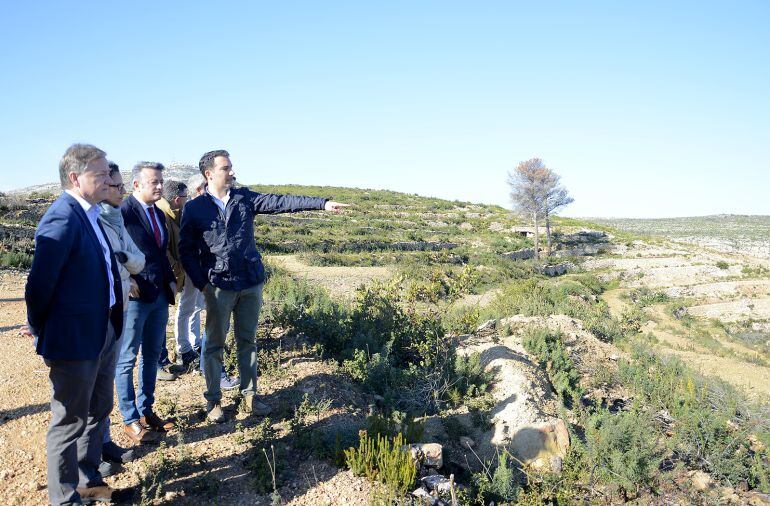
[1,187,769,505]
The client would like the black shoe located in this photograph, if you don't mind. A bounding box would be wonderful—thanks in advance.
[180,349,200,372]
[157,365,177,381]
[102,441,135,464]
[98,459,121,478]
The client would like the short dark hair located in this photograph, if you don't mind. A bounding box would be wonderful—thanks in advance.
[162,180,187,201]
[107,161,120,177]
[199,149,230,176]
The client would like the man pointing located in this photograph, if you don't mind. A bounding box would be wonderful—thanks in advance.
[179,150,347,423]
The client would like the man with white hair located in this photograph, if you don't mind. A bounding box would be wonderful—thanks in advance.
[25,144,132,504]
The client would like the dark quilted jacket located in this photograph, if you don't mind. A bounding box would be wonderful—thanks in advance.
[179,187,327,291]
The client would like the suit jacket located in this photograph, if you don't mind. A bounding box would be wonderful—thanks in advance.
[120,195,175,304]
[25,192,123,361]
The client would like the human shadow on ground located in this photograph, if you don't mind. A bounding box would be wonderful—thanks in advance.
[0,401,49,426]
[126,372,369,505]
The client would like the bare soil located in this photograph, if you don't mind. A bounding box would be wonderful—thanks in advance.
[269,255,393,301]
[0,269,374,505]
[596,239,770,400]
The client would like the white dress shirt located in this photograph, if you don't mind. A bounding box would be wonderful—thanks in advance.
[65,190,116,307]
[207,189,230,215]
[133,194,165,244]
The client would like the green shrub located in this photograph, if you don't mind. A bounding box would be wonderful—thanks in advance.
[619,344,770,491]
[344,431,417,497]
[443,305,481,335]
[522,326,582,406]
[628,287,669,307]
[586,409,660,496]
[472,450,520,504]
[0,251,32,269]
[716,261,729,270]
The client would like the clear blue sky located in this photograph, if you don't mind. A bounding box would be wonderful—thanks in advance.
[1,1,768,218]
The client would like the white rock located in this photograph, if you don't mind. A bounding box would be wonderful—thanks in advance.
[404,443,443,469]
[689,470,714,492]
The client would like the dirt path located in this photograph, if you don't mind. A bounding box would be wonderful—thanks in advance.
[268,254,393,300]
[0,270,375,505]
[600,262,770,400]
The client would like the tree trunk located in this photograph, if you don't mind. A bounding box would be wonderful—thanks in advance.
[533,210,540,261]
[545,212,552,257]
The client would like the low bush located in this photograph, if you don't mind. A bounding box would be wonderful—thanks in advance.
[522,326,582,406]
[0,251,32,269]
[585,409,661,496]
[628,287,669,307]
[619,343,770,491]
[344,431,417,497]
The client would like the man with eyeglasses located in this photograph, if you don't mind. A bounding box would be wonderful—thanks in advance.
[96,162,146,476]
[155,180,198,373]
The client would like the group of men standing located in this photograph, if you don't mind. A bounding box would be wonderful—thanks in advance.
[24,144,346,504]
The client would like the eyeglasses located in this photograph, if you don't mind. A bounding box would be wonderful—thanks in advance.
[108,183,125,190]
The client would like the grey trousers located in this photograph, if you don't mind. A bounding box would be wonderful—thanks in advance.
[45,323,117,506]
[202,283,263,402]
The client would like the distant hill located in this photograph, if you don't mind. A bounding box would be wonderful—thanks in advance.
[7,162,199,195]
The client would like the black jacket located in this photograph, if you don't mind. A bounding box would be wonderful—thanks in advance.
[121,195,176,304]
[179,187,327,291]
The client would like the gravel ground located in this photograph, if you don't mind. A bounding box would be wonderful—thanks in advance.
[0,270,374,505]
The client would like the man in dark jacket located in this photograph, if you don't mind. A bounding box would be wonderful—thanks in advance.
[179,149,347,423]
[25,144,128,505]
[116,162,177,443]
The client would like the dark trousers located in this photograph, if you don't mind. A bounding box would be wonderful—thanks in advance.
[46,323,117,506]
[202,283,263,402]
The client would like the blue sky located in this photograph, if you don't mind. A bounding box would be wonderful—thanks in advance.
[1,1,768,217]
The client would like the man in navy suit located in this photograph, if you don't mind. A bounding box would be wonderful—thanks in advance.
[115,162,177,444]
[25,144,130,505]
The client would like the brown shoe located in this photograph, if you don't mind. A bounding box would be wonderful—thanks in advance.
[124,421,159,444]
[141,410,175,432]
[76,485,113,504]
[77,484,135,504]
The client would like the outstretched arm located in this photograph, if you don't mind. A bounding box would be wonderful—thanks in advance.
[324,201,350,212]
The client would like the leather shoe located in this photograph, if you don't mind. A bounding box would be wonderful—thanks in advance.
[76,485,113,504]
[102,441,135,464]
[124,421,159,444]
[242,394,272,416]
[156,365,177,381]
[141,410,175,431]
[77,484,135,504]
[98,459,121,478]
[206,401,226,423]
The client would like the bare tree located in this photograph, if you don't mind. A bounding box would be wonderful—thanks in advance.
[542,175,574,256]
[507,158,550,260]
[507,158,573,259]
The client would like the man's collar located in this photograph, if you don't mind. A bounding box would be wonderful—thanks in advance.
[132,192,156,209]
[206,187,231,202]
[65,189,97,215]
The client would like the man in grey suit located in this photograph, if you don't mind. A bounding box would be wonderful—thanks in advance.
[25,144,133,505]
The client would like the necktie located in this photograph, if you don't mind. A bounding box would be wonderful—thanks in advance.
[148,206,162,248]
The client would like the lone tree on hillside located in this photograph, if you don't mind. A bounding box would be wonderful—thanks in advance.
[507,158,573,259]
